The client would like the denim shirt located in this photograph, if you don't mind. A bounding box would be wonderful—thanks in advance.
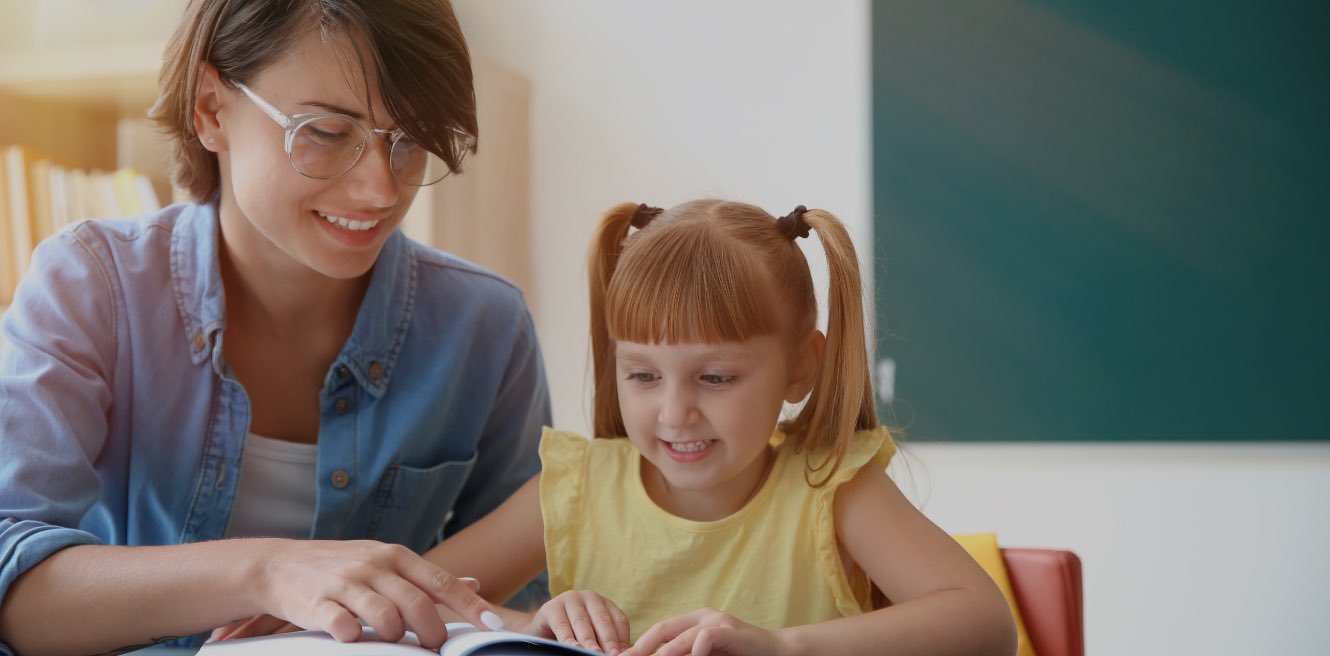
[0,202,551,652]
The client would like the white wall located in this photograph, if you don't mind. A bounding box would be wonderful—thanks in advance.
[454,3,1330,655]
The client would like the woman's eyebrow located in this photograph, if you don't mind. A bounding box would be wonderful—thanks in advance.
[297,100,367,120]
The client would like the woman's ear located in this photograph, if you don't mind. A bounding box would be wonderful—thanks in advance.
[784,330,825,403]
[193,61,227,151]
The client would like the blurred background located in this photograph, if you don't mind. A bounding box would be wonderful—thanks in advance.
[2,1,1327,654]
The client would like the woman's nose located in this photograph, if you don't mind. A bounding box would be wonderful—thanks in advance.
[345,136,400,207]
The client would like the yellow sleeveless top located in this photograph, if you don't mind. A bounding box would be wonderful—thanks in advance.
[539,426,895,640]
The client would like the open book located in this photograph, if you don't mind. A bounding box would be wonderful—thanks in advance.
[197,623,600,655]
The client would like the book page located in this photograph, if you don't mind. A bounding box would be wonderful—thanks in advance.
[439,624,599,656]
[197,624,600,656]
[197,628,433,655]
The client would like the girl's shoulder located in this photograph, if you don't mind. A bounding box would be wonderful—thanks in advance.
[789,426,896,491]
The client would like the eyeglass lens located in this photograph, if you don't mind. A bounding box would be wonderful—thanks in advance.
[289,116,456,186]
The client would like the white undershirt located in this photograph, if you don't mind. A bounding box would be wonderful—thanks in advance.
[223,433,318,539]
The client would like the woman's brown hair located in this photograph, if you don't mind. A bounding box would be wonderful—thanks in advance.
[588,200,879,485]
[148,0,477,202]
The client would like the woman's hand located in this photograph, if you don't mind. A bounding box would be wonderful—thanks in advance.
[623,609,794,656]
[527,589,631,655]
[212,575,483,643]
[250,539,500,650]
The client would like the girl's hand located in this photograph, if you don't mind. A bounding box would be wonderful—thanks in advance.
[254,539,500,650]
[623,609,793,656]
[528,590,631,655]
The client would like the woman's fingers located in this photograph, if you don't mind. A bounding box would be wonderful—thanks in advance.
[314,599,364,644]
[371,574,447,648]
[396,552,501,636]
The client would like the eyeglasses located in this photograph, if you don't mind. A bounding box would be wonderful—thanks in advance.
[234,82,474,187]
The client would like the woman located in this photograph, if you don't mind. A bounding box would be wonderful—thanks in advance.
[0,1,549,654]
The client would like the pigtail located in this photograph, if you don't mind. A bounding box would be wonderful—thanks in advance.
[588,202,645,438]
[783,209,879,486]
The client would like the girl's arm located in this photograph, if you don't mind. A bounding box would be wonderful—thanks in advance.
[782,465,1017,655]
[423,475,548,606]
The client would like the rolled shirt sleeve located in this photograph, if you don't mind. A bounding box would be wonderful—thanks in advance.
[0,229,117,608]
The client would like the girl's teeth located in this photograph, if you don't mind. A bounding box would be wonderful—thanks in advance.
[320,212,379,231]
[669,440,710,453]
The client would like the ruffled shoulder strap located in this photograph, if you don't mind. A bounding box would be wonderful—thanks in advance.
[809,426,897,615]
[539,426,591,484]
[818,426,896,490]
[539,427,592,594]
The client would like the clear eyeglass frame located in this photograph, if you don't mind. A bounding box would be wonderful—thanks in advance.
[233,82,474,187]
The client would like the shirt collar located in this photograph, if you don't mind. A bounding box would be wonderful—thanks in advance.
[171,201,416,398]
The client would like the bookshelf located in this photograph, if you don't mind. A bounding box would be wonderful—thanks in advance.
[0,0,181,308]
[0,0,533,318]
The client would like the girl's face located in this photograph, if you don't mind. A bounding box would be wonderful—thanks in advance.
[615,334,816,520]
[205,29,420,281]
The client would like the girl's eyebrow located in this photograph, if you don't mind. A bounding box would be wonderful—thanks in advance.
[616,347,756,364]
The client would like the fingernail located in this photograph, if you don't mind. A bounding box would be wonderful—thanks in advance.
[459,576,479,586]
[480,610,504,630]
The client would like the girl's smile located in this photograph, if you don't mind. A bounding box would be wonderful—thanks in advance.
[659,437,718,461]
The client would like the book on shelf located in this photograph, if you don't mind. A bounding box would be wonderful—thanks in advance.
[0,146,15,305]
[0,142,165,302]
[196,623,601,656]
[3,145,33,295]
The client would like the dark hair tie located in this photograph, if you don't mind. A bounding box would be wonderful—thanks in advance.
[631,204,664,229]
[776,205,811,239]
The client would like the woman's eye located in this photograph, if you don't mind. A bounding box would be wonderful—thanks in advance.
[701,374,736,386]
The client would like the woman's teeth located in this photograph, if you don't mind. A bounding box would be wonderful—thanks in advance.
[668,440,711,453]
[320,212,380,232]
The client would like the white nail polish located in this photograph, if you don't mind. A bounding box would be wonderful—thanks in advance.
[480,610,504,631]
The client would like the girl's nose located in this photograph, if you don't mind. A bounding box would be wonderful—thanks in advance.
[657,384,700,428]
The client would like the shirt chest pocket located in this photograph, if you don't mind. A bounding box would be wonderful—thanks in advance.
[368,452,477,549]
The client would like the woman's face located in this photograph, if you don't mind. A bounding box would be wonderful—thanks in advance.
[210,29,420,281]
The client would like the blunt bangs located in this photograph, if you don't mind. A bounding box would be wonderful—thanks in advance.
[605,218,784,345]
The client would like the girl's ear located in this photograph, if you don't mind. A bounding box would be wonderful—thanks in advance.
[193,61,227,151]
[785,330,825,403]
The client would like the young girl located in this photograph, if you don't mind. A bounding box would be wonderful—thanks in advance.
[0,1,545,653]
[427,200,1016,656]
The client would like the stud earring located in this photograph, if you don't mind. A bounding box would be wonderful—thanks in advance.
[207,137,216,145]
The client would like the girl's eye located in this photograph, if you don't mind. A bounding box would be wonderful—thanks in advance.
[701,374,736,386]
[626,372,658,383]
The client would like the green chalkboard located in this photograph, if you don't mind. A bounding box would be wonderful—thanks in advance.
[871,1,1329,441]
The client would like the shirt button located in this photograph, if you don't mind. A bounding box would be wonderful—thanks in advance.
[368,361,385,381]
[336,365,350,378]
[330,470,351,489]
[192,333,205,350]
[334,398,352,414]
